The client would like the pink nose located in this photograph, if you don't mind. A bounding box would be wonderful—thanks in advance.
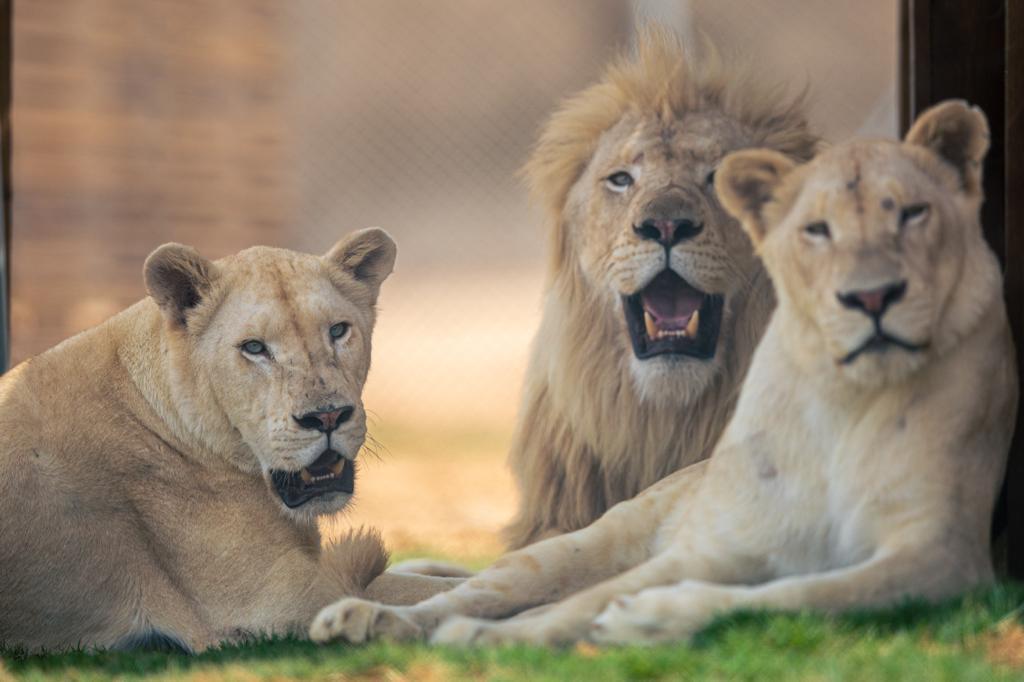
[293,406,354,433]
[836,281,907,317]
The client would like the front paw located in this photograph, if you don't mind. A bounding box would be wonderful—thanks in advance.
[590,595,668,645]
[590,584,724,646]
[309,598,421,644]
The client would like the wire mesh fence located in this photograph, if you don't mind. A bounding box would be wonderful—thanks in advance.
[10,0,897,557]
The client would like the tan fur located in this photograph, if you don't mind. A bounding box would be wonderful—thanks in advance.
[505,29,817,547]
[308,101,1017,647]
[0,229,445,653]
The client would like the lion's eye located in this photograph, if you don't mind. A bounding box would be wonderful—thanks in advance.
[803,221,831,239]
[240,339,267,356]
[900,203,930,227]
[604,171,634,193]
[329,322,350,340]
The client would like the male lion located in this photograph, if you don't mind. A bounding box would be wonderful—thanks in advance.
[503,30,817,548]
[0,228,453,653]
[309,100,1016,647]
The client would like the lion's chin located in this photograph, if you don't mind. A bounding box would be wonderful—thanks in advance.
[835,346,930,388]
[277,490,354,519]
[628,353,720,405]
[834,329,931,387]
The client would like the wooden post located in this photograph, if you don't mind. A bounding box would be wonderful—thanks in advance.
[1004,0,1024,577]
[902,0,1023,576]
[0,0,10,373]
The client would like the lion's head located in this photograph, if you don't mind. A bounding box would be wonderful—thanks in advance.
[524,30,817,402]
[717,100,998,387]
[143,228,396,518]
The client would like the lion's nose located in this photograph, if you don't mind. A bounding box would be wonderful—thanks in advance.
[633,217,703,248]
[836,280,907,318]
[293,405,355,434]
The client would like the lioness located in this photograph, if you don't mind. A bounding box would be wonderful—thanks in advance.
[0,228,452,653]
[309,100,1016,646]
[504,29,817,548]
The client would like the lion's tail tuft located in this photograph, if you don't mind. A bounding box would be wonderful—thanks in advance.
[321,526,390,594]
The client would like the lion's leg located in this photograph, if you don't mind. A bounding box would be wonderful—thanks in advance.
[307,462,708,643]
[430,550,693,646]
[309,464,705,644]
[364,572,464,605]
[308,521,648,643]
[385,559,475,578]
[591,546,979,645]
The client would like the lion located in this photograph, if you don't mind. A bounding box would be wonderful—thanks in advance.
[308,100,1017,647]
[502,28,818,548]
[0,228,456,653]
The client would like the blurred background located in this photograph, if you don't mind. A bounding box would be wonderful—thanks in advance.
[10,0,897,562]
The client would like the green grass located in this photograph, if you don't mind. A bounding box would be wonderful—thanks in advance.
[4,584,1024,681]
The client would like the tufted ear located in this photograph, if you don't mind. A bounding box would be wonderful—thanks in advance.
[325,227,397,293]
[904,99,989,196]
[715,148,797,247]
[144,243,217,328]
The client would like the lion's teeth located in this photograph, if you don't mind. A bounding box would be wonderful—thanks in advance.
[330,458,345,475]
[645,310,701,341]
[300,469,313,484]
[686,310,700,337]
[644,311,658,339]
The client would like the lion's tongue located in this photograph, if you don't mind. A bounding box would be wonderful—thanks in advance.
[640,271,704,331]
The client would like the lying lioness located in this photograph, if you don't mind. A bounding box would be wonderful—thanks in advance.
[309,100,1017,647]
[0,228,452,653]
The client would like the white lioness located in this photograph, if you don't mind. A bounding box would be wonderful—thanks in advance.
[0,228,453,653]
[309,101,1016,647]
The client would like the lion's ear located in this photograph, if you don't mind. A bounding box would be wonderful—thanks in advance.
[715,149,797,247]
[326,227,397,293]
[904,100,989,196]
[144,243,217,328]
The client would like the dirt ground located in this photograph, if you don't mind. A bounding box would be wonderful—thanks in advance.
[320,422,517,565]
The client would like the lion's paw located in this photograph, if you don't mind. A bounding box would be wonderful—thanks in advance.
[590,585,722,646]
[589,595,667,646]
[309,598,421,644]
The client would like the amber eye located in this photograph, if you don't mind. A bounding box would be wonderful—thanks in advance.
[900,203,930,227]
[240,339,267,355]
[329,322,350,340]
[803,221,831,239]
[605,171,635,193]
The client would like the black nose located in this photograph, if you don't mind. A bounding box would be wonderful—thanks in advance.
[293,405,355,434]
[634,218,703,247]
[836,280,907,318]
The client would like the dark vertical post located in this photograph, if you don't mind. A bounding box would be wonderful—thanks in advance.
[0,0,10,372]
[1004,0,1024,577]
[900,0,1006,258]
[901,0,1023,575]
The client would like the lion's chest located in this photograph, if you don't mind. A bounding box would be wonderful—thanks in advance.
[136,466,321,625]
[669,373,911,581]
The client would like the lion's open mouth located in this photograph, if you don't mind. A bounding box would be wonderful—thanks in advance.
[623,270,724,360]
[270,450,355,509]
